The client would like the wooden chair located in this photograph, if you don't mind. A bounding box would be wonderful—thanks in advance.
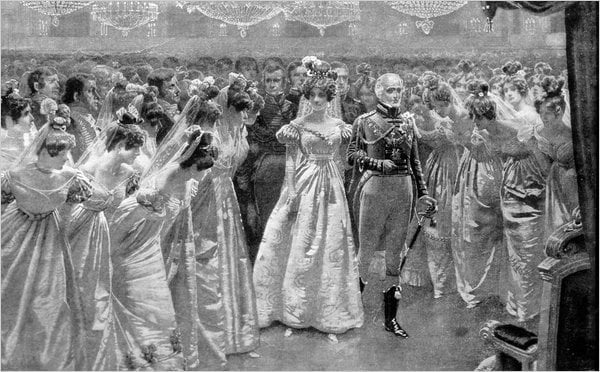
[480,216,593,370]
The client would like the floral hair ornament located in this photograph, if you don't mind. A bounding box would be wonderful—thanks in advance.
[115,104,142,125]
[50,116,68,131]
[302,55,337,81]
[228,72,247,90]
[2,79,20,97]
[40,97,59,116]
[126,83,147,94]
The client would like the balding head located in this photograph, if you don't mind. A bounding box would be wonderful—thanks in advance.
[375,73,404,107]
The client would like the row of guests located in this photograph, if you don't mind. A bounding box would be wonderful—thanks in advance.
[397,65,577,325]
[1,75,265,370]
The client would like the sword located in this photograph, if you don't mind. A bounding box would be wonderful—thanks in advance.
[398,204,437,275]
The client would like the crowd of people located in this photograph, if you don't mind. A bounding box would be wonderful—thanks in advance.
[0,52,579,371]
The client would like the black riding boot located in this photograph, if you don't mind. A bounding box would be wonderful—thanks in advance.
[383,286,408,338]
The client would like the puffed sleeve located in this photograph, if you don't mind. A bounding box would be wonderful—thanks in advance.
[1,172,15,205]
[66,171,93,203]
[276,122,301,145]
[125,171,141,196]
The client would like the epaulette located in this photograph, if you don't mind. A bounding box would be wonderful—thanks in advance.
[358,110,376,119]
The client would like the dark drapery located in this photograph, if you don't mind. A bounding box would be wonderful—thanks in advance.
[482,1,598,368]
[564,5,598,368]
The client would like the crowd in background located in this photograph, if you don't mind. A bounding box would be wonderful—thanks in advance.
[0,49,579,370]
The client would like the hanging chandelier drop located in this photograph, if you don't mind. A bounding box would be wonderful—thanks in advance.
[91,1,160,37]
[178,1,283,38]
[283,1,360,37]
[387,0,467,35]
[21,1,92,27]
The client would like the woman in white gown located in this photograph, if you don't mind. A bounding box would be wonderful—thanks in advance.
[108,124,217,370]
[253,58,364,343]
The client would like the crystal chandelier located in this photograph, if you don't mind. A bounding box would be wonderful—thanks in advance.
[91,1,160,37]
[387,0,467,35]
[178,1,283,38]
[283,1,360,37]
[21,1,92,27]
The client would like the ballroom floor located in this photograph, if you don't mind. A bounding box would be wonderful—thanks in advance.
[227,277,536,371]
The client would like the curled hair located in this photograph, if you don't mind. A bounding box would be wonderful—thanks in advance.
[421,73,452,109]
[141,100,165,127]
[464,80,496,120]
[534,62,553,76]
[179,129,216,171]
[229,90,254,112]
[27,67,55,94]
[40,126,77,157]
[302,77,337,101]
[534,75,566,114]
[1,88,31,128]
[501,61,524,77]
[300,59,337,101]
[186,96,222,126]
[104,122,146,152]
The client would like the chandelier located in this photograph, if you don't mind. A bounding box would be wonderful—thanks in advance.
[21,1,91,27]
[283,1,360,37]
[178,1,283,38]
[387,0,467,35]
[91,1,160,37]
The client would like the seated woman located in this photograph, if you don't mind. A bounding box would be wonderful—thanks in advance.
[253,58,364,343]
[1,121,91,370]
[68,109,145,369]
[108,125,216,370]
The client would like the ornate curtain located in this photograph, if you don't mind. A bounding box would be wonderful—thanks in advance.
[483,2,598,368]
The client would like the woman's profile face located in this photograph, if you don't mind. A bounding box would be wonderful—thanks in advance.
[17,104,34,130]
[117,141,142,165]
[309,87,328,112]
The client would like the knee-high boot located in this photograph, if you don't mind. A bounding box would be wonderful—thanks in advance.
[383,286,408,338]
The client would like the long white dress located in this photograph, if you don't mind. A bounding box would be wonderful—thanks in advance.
[253,120,364,334]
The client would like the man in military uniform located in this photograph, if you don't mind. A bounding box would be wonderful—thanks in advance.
[347,73,436,338]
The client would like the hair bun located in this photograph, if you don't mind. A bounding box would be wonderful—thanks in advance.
[534,62,553,75]
[502,61,524,76]
[420,71,440,90]
[541,75,565,98]
[467,79,489,97]
[355,63,372,76]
